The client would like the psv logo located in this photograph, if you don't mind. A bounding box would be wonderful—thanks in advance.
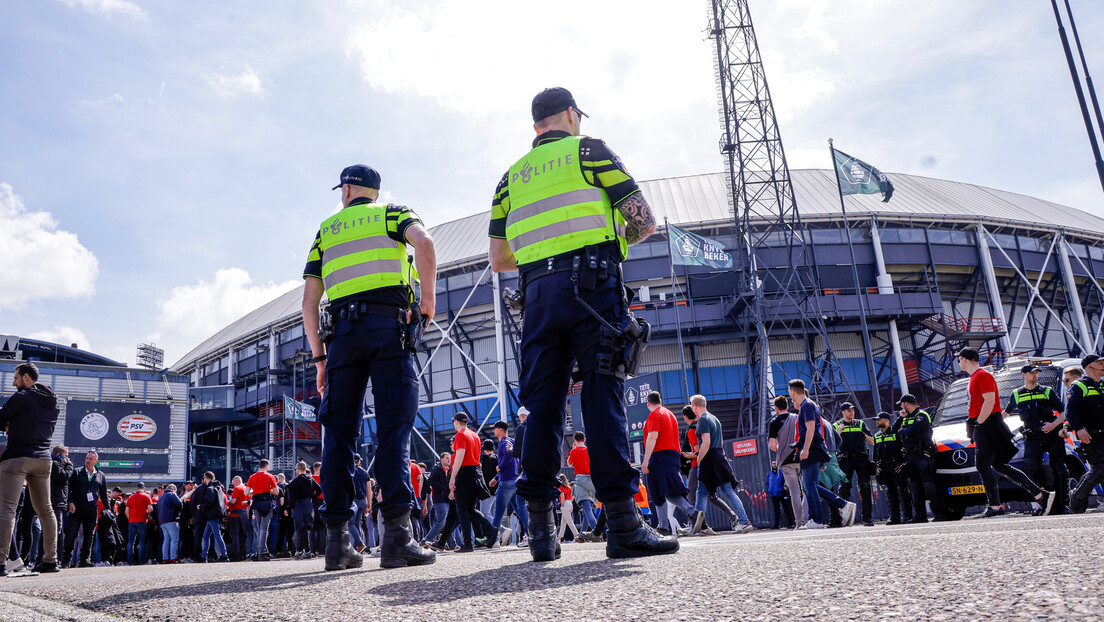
[117,414,157,442]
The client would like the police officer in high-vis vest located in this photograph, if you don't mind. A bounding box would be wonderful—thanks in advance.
[1003,364,1069,514]
[303,164,437,571]
[895,394,935,523]
[487,87,677,561]
[1067,354,1104,513]
[834,403,876,526]
[873,411,912,525]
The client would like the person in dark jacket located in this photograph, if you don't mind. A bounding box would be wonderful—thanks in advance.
[157,484,183,563]
[65,451,109,567]
[511,407,529,461]
[0,362,61,575]
[195,472,228,561]
[287,462,322,558]
[97,494,124,566]
[49,446,73,565]
[422,452,454,547]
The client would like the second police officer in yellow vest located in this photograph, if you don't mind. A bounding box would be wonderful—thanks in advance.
[488,88,679,561]
[1002,364,1069,514]
[302,164,438,571]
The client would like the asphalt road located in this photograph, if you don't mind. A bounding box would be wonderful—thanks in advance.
[1,513,1101,621]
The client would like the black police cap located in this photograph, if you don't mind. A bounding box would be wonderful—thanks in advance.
[898,394,918,405]
[532,87,588,123]
[332,164,381,191]
[1081,353,1101,369]
[840,402,854,411]
[1020,364,1038,374]
[875,411,892,420]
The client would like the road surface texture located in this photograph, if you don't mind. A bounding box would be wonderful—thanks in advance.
[1,513,1101,621]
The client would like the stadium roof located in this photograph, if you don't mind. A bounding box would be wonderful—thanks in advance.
[172,169,1104,370]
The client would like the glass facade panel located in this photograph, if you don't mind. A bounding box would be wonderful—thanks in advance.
[189,385,235,410]
[811,229,846,244]
[1017,236,1044,252]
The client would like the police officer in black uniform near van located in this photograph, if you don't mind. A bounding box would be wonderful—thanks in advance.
[1067,354,1104,513]
[896,395,935,523]
[834,403,876,527]
[1004,364,1069,514]
[873,411,912,525]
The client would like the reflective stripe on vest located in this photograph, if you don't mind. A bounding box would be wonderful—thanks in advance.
[1074,379,1102,398]
[1013,388,1051,404]
[505,136,626,266]
[875,432,897,444]
[318,202,410,301]
[839,422,864,434]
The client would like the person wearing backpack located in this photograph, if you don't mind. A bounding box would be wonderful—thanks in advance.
[197,472,228,562]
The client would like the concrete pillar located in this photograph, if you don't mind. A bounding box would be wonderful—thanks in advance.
[870,220,909,395]
[975,224,1015,354]
[1057,235,1094,352]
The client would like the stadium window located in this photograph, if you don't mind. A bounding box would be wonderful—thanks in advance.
[1017,236,1044,252]
[927,230,954,245]
[281,325,304,343]
[1091,246,1104,260]
[1073,243,1090,259]
[847,228,871,243]
[989,233,1017,250]
[811,229,846,244]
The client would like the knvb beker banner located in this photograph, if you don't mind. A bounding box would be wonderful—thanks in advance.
[668,224,733,269]
[65,400,171,449]
[283,395,316,421]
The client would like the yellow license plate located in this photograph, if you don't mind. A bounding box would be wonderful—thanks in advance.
[949,485,985,496]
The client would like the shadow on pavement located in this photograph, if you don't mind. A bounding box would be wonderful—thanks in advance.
[368,558,645,606]
[76,568,368,610]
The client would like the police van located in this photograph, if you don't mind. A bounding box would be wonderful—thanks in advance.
[929,357,1099,519]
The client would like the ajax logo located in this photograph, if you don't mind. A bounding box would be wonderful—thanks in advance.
[117,414,157,442]
[79,412,110,441]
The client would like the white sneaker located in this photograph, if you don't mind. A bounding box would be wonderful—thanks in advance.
[803,520,826,530]
[369,548,382,558]
[736,522,755,534]
[5,559,27,573]
[700,527,718,536]
[675,527,695,537]
[842,502,857,527]
[498,527,512,548]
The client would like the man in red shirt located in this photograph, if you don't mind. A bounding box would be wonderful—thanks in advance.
[125,483,153,566]
[227,475,252,561]
[959,347,1053,517]
[448,413,496,552]
[246,458,279,561]
[641,391,697,540]
[568,432,598,534]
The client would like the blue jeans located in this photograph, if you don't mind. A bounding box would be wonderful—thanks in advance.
[578,499,597,531]
[801,461,826,525]
[127,523,147,565]
[699,482,750,525]
[201,520,226,559]
[160,522,179,561]
[320,314,417,524]
[518,272,638,503]
[491,479,523,532]
[424,502,450,543]
[252,506,273,556]
[349,498,367,548]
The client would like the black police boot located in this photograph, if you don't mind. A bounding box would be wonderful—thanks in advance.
[324,522,364,571]
[381,512,436,569]
[604,497,679,559]
[526,500,560,562]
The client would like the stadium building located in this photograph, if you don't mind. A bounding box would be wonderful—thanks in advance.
[171,169,1104,480]
[1,335,188,484]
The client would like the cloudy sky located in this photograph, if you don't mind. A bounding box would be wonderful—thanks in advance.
[2,0,1103,368]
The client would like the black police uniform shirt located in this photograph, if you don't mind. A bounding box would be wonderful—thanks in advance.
[1004,385,1064,432]
[303,197,423,309]
[1066,377,1104,432]
[836,418,872,454]
[488,131,641,261]
[873,428,904,464]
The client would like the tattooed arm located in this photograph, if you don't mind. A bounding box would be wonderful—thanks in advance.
[617,192,656,245]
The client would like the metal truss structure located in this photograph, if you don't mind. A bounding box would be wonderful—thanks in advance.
[709,0,864,433]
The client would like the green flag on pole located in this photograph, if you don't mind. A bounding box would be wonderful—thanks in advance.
[283,395,316,422]
[833,149,895,202]
[667,224,733,269]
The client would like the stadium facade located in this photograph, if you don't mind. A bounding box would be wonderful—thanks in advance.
[0,335,189,483]
[171,169,1104,478]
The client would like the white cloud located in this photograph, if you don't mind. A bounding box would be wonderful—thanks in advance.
[28,326,91,350]
[0,183,98,310]
[155,268,299,361]
[202,66,266,98]
[61,0,146,20]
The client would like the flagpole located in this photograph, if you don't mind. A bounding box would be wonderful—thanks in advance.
[665,217,692,401]
[828,139,882,414]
